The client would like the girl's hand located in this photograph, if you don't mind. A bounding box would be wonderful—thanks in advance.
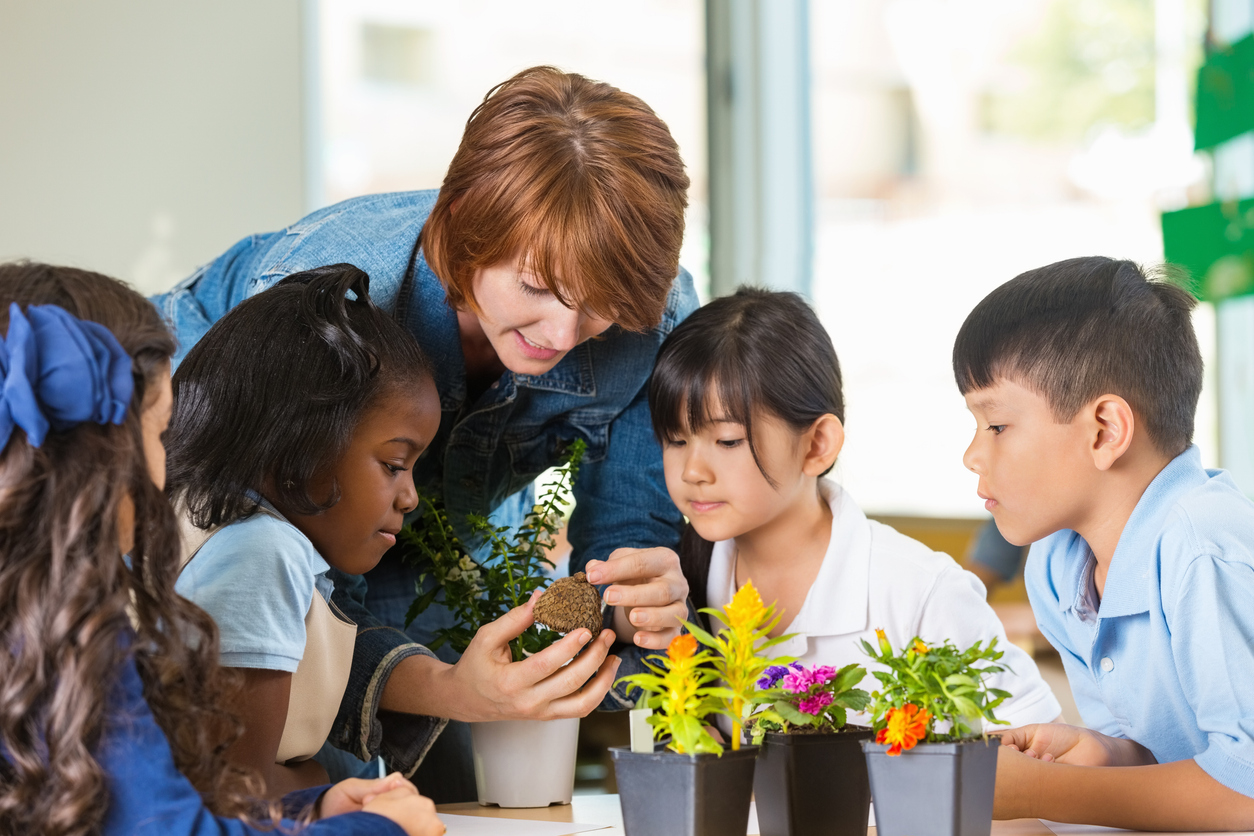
[360,785,443,836]
[380,594,620,722]
[448,591,620,720]
[586,547,689,649]
[320,772,414,818]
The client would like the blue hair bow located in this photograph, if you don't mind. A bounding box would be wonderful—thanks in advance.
[0,302,134,448]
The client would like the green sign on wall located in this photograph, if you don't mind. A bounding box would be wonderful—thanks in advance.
[1162,33,1254,301]
[1195,34,1254,151]
[1162,199,1254,301]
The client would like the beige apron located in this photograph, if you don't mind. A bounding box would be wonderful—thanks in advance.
[177,509,356,764]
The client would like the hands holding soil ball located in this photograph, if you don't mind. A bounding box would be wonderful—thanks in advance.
[533,572,604,637]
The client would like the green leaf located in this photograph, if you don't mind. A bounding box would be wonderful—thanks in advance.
[774,701,815,726]
[403,585,440,627]
[682,620,720,649]
[834,663,868,692]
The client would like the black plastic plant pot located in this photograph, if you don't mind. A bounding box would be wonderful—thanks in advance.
[862,738,998,836]
[754,726,875,836]
[610,743,758,836]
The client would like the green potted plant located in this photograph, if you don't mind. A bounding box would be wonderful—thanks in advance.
[858,630,1011,836]
[745,662,873,836]
[610,580,783,836]
[399,440,588,808]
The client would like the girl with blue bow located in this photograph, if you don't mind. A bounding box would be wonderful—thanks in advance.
[0,262,442,836]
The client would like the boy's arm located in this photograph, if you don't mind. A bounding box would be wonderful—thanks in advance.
[996,747,1254,831]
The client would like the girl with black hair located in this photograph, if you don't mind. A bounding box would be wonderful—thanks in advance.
[649,287,1061,736]
[0,262,441,836]
[166,264,445,798]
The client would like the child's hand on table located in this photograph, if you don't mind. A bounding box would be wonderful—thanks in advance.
[998,722,1156,766]
[321,772,443,835]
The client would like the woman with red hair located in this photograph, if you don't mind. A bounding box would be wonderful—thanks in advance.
[153,66,696,799]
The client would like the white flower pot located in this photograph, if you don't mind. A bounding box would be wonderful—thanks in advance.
[469,717,580,807]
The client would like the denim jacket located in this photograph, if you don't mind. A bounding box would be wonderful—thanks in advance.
[152,190,697,773]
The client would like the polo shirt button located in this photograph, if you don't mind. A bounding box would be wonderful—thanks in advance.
[1100,657,1114,672]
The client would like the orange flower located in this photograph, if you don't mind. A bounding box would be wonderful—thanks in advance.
[667,633,698,663]
[912,639,930,655]
[875,628,892,656]
[876,703,932,756]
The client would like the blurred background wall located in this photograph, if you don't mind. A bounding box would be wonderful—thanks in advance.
[0,0,1236,514]
[0,0,309,295]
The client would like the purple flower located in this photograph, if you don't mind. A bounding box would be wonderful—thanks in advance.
[758,661,807,690]
[757,665,791,690]
[798,691,834,715]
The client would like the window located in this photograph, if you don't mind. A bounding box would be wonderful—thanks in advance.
[809,0,1214,515]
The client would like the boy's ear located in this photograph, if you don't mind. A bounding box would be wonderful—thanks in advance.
[803,414,845,476]
[1088,394,1136,472]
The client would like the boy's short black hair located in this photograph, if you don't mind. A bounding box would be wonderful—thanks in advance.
[166,263,432,528]
[952,256,1202,456]
[649,286,844,486]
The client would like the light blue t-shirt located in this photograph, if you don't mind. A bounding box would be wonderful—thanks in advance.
[1026,445,1254,797]
[175,503,333,673]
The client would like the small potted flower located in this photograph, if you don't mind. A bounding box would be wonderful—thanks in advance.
[399,440,589,808]
[610,581,784,836]
[745,662,873,836]
[858,630,1011,836]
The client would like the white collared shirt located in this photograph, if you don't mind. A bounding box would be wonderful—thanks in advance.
[708,478,1062,730]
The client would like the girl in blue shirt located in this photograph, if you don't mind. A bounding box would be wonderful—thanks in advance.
[0,261,441,835]
[166,264,450,796]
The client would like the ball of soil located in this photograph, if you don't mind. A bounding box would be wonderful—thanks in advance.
[534,572,604,636]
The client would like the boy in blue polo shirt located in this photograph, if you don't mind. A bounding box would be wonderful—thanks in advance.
[952,256,1254,831]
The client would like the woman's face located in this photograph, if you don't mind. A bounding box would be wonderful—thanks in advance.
[470,259,614,376]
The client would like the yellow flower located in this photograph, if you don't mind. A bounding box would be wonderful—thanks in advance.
[724,580,767,632]
[912,639,929,655]
[875,628,892,656]
[667,633,698,664]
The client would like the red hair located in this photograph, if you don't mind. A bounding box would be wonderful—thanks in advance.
[422,66,690,332]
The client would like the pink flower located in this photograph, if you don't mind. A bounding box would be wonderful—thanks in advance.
[780,669,815,693]
[780,664,840,693]
[810,665,838,686]
[798,691,834,715]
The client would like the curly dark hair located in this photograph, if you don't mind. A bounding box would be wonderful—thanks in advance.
[0,262,275,835]
[166,263,432,530]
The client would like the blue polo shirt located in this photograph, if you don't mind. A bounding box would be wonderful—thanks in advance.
[175,504,334,673]
[1026,445,1254,797]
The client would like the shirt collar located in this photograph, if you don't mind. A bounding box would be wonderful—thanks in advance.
[706,478,871,637]
[1067,445,1208,620]
[252,495,332,577]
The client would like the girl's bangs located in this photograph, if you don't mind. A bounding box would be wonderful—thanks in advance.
[650,350,755,443]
